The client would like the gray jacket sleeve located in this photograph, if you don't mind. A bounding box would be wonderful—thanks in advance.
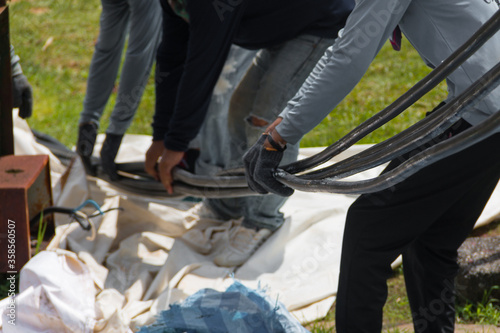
[276,0,412,144]
[10,44,23,77]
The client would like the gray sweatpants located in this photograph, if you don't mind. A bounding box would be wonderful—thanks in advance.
[79,0,162,135]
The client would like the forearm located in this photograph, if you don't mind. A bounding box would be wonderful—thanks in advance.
[155,0,243,151]
[277,0,411,144]
[152,2,189,143]
[152,56,186,142]
[10,45,23,77]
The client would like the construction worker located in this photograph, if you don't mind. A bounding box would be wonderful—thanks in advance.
[245,0,500,331]
[144,0,354,267]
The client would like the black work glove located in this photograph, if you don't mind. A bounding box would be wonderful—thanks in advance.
[243,134,294,197]
[12,74,33,119]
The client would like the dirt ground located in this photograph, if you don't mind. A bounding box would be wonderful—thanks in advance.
[391,324,500,332]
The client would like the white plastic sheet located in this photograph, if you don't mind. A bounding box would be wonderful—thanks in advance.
[0,250,96,333]
[1,115,499,332]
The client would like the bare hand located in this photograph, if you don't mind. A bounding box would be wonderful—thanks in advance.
[157,149,185,194]
[145,140,165,180]
[264,117,287,149]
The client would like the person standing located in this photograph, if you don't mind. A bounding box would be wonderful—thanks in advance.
[145,0,354,267]
[245,0,500,331]
[77,0,162,180]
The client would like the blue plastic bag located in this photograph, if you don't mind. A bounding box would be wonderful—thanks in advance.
[137,281,310,333]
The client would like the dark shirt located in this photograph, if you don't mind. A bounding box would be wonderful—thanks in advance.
[153,0,354,151]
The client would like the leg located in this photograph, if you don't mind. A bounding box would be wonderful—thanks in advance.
[79,0,130,126]
[403,159,500,333]
[336,131,500,332]
[193,45,257,176]
[207,35,335,230]
[99,0,162,179]
[105,0,162,135]
[77,0,129,174]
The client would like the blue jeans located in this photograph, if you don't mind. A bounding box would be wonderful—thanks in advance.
[79,0,162,135]
[204,35,335,231]
[193,46,257,175]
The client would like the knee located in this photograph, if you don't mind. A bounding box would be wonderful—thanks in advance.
[405,242,459,277]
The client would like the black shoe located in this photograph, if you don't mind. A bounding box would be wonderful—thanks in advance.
[76,123,98,176]
[100,133,124,181]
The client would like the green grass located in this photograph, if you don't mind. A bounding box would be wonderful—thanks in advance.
[300,40,448,147]
[456,287,500,326]
[306,267,413,332]
[5,0,479,329]
[306,221,500,331]
[307,270,500,332]
[34,212,48,255]
[8,0,447,149]
[9,0,155,148]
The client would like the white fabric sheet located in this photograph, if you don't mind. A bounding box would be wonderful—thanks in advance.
[1,115,499,332]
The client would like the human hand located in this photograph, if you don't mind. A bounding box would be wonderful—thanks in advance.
[12,74,33,119]
[264,117,283,135]
[157,149,185,194]
[243,131,293,197]
[145,140,165,180]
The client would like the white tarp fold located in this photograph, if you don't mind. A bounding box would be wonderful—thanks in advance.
[1,114,499,332]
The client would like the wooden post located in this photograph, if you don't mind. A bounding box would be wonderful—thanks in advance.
[0,2,54,272]
[0,0,14,157]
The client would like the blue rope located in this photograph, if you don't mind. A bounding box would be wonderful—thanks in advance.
[73,199,104,215]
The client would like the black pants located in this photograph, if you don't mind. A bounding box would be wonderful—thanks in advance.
[335,119,500,332]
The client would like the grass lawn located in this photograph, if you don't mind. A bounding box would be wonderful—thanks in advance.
[306,220,500,332]
[8,0,154,148]
[5,0,500,331]
[9,0,448,149]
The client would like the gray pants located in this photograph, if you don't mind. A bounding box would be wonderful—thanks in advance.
[193,46,257,176]
[79,0,162,135]
[204,35,335,231]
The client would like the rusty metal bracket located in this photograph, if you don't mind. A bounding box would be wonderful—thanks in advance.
[0,155,53,273]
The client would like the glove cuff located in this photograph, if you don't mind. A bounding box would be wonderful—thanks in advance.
[266,133,286,152]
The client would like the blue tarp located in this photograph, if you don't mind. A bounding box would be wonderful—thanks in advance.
[137,281,310,333]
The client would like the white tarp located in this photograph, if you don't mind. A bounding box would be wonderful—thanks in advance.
[1,114,500,332]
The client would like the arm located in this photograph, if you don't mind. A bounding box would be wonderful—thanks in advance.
[244,0,413,196]
[153,0,244,152]
[10,45,22,76]
[148,0,246,192]
[152,2,189,146]
[276,0,412,144]
[10,45,33,119]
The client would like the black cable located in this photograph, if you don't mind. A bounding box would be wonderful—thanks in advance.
[275,106,500,194]
[280,9,500,175]
[116,162,248,188]
[30,205,124,231]
[30,207,91,231]
[28,10,500,197]
[296,58,500,180]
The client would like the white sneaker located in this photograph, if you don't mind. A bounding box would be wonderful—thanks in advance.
[185,202,221,222]
[181,228,213,254]
[213,226,271,267]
